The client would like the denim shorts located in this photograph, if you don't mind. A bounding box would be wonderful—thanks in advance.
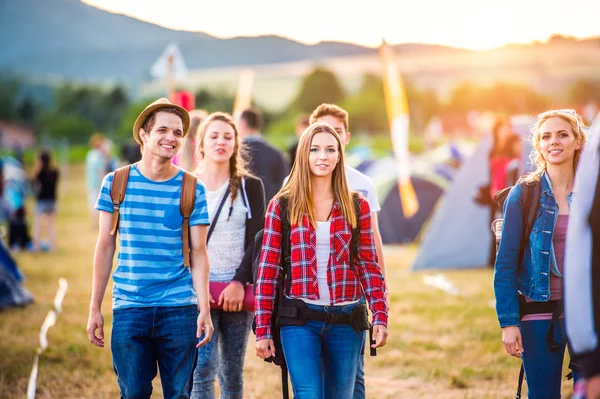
[36,200,56,214]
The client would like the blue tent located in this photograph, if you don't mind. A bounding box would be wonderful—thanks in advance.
[378,175,445,243]
[357,156,451,244]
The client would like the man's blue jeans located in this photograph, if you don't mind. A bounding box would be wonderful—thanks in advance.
[111,305,199,399]
[280,302,362,399]
[521,318,582,399]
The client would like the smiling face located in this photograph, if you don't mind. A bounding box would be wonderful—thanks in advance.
[199,120,236,164]
[309,132,340,178]
[139,111,184,161]
[537,116,582,167]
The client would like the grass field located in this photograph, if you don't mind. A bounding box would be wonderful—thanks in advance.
[0,165,576,398]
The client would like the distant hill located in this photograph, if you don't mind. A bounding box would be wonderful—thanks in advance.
[0,0,468,81]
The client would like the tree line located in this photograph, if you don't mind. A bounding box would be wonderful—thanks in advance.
[1,67,599,147]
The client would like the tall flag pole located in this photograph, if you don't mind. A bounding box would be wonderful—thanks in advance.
[378,38,419,218]
[233,69,254,118]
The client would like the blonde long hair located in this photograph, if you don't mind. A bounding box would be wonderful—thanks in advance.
[524,109,587,182]
[195,112,249,203]
[277,122,357,228]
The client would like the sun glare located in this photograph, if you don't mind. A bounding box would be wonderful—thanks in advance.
[82,0,598,51]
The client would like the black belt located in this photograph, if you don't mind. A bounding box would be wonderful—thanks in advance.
[277,306,354,324]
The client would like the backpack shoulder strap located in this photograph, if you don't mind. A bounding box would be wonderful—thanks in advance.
[518,179,541,264]
[278,197,292,293]
[109,165,132,235]
[350,193,362,270]
[180,170,197,268]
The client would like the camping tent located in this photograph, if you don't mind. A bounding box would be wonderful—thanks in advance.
[356,156,450,244]
[412,116,537,270]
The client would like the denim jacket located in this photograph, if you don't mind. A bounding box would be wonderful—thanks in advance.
[494,171,573,327]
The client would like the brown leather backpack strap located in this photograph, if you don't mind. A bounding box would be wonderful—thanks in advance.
[180,171,197,267]
[109,165,132,235]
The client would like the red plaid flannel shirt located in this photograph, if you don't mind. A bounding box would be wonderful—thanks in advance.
[255,195,388,340]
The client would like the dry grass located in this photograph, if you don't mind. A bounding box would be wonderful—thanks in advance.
[0,165,575,398]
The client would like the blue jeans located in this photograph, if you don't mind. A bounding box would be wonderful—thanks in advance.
[280,302,363,399]
[521,318,581,399]
[111,305,199,399]
[353,331,366,399]
[192,309,253,399]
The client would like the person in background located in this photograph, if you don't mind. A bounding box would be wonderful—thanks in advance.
[191,112,265,399]
[237,107,289,202]
[32,150,59,252]
[255,122,388,399]
[565,118,600,399]
[85,133,106,227]
[100,138,120,174]
[287,114,310,168]
[174,109,208,172]
[486,117,519,267]
[494,109,587,398]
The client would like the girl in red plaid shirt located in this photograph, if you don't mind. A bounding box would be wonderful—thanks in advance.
[255,122,388,399]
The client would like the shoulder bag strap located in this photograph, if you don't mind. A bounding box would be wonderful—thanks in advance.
[206,183,231,244]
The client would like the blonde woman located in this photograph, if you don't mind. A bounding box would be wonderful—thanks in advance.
[494,109,587,398]
[192,112,265,399]
[254,122,388,399]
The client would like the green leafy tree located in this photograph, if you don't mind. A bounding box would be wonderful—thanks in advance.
[0,75,20,121]
[44,114,95,144]
[293,67,345,113]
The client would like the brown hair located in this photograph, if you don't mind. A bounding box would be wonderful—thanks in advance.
[239,107,263,131]
[195,112,249,203]
[277,122,357,228]
[524,109,587,182]
[309,103,349,133]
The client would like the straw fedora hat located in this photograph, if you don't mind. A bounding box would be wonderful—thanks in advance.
[132,98,191,144]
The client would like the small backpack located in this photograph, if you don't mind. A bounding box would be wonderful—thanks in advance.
[109,165,198,267]
[251,194,362,399]
[492,177,541,260]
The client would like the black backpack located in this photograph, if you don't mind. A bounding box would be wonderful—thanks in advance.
[251,194,362,399]
[493,177,541,263]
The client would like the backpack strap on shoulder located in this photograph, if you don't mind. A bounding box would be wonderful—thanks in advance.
[278,197,292,295]
[109,165,132,236]
[518,179,541,265]
[180,171,197,268]
[350,192,362,270]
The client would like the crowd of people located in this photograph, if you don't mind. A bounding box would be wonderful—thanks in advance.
[75,96,600,399]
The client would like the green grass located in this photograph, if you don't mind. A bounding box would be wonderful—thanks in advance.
[0,165,576,398]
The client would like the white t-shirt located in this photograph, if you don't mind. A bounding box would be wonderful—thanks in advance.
[302,221,332,306]
[344,166,380,213]
[282,165,380,213]
[204,180,247,282]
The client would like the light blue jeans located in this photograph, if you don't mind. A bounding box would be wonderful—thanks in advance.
[191,309,253,399]
[280,302,362,399]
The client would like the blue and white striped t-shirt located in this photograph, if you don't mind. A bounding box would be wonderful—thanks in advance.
[95,164,210,310]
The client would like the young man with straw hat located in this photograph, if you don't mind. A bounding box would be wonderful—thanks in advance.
[86,98,214,398]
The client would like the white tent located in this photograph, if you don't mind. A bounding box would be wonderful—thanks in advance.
[412,115,536,270]
[412,136,492,270]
